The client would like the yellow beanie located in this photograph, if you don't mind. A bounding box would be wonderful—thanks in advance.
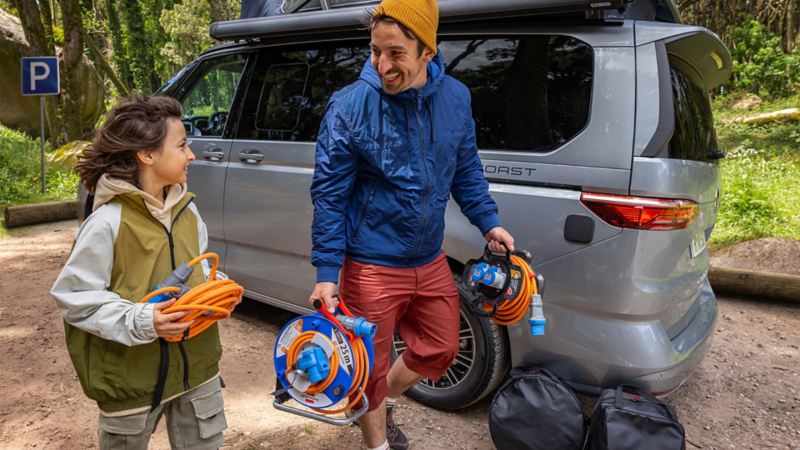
[374,0,439,54]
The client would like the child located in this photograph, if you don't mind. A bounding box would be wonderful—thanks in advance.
[51,95,232,450]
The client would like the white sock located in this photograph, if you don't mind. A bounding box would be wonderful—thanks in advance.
[367,440,390,450]
[386,397,397,408]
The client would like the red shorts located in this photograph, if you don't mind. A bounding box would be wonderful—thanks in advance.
[340,252,460,412]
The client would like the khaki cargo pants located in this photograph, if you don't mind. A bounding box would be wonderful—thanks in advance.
[98,376,227,450]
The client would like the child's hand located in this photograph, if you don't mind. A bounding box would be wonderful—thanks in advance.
[153,299,192,339]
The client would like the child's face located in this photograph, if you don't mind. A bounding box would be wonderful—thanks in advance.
[151,117,195,186]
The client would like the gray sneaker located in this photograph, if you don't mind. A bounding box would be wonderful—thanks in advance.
[386,404,410,450]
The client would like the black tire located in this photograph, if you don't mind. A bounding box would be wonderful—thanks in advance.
[391,273,510,411]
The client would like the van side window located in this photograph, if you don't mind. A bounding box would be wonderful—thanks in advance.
[235,46,370,141]
[175,53,246,137]
[256,62,310,137]
[668,68,719,162]
[439,36,592,152]
[234,37,591,150]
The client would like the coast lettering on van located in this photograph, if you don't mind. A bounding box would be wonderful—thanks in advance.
[483,164,536,177]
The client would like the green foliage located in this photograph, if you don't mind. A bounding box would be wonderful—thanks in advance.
[49,140,91,170]
[159,1,215,76]
[52,25,65,46]
[728,16,800,99]
[710,96,800,248]
[0,125,79,210]
[120,0,158,92]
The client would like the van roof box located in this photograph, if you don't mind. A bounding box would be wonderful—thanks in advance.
[217,0,632,41]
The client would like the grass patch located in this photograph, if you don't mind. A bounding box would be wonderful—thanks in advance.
[710,93,800,248]
[0,124,79,235]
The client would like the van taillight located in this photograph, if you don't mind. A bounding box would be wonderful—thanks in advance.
[580,192,698,230]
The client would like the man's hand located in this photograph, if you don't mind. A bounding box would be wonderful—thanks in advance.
[484,226,515,253]
[153,299,191,339]
[309,282,339,313]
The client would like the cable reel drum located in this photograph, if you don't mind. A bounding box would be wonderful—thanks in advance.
[460,245,547,335]
[272,298,376,426]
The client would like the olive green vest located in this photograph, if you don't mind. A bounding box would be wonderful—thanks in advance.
[64,192,222,412]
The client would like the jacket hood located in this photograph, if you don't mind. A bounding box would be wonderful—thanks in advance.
[93,174,188,230]
[359,51,446,101]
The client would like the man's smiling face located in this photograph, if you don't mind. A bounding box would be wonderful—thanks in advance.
[370,20,433,95]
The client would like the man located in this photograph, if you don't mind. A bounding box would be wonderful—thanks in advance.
[309,1,514,449]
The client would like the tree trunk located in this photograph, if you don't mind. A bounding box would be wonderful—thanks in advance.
[39,0,56,51]
[120,0,156,93]
[4,201,78,228]
[104,0,134,90]
[13,0,60,141]
[59,0,86,142]
[144,0,167,91]
[84,31,130,96]
[13,0,51,53]
[788,0,797,52]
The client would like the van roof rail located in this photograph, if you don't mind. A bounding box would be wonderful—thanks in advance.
[214,0,632,42]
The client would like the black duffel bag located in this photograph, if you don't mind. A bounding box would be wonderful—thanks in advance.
[586,385,685,450]
[489,367,586,450]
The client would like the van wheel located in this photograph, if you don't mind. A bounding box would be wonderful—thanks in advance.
[391,275,510,411]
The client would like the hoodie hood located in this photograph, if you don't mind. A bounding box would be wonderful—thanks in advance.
[360,51,446,101]
[93,174,188,230]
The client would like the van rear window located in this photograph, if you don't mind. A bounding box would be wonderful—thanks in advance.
[667,67,720,163]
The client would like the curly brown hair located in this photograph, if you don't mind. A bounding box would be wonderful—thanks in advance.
[76,95,183,194]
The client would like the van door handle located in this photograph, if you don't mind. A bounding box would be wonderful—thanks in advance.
[202,150,225,162]
[238,150,264,164]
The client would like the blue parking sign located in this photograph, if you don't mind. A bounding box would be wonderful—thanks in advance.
[21,57,60,96]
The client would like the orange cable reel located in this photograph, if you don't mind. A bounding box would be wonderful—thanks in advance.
[462,245,547,335]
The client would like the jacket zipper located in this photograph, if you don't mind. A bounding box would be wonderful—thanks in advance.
[413,90,431,259]
[144,196,195,391]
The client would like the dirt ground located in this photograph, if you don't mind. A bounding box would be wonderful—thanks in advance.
[0,221,797,449]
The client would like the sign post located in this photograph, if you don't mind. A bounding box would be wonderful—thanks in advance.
[21,56,60,194]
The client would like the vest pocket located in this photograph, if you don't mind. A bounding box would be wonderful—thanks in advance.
[190,383,227,439]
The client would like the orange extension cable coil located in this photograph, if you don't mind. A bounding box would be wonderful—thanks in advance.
[482,254,538,326]
[140,253,243,342]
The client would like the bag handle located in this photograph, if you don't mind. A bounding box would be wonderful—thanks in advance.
[614,385,679,419]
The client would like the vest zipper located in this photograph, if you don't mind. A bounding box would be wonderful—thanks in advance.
[413,89,431,259]
[169,198,194,391]
[141,196,196,398]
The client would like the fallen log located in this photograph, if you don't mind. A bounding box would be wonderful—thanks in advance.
[3,200,78,228]
[709,266,800,303]
[734,107,800,125]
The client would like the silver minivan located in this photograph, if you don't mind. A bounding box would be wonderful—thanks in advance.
[104,0,730,410]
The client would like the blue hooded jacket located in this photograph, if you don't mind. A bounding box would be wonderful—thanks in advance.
[311,53,501,283]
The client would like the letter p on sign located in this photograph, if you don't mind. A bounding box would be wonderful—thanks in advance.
[21,57,60,96]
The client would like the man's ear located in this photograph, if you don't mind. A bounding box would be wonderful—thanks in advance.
[421,47,435,64]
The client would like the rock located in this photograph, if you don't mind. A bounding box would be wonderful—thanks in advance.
[729,94,763,110]
[0,8,104,138]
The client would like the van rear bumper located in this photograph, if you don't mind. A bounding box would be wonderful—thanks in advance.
[510,277,718,395]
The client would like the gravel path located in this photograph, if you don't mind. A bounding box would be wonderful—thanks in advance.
[0,221,797,449]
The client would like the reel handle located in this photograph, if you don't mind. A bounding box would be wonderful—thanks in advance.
[484,242,512,265]
[311,295,356,341]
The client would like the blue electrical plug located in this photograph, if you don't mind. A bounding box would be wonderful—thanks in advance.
[335,315,377,338]
[296,346,330,384]
[147,262,194,303]
[529,293,546,336]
